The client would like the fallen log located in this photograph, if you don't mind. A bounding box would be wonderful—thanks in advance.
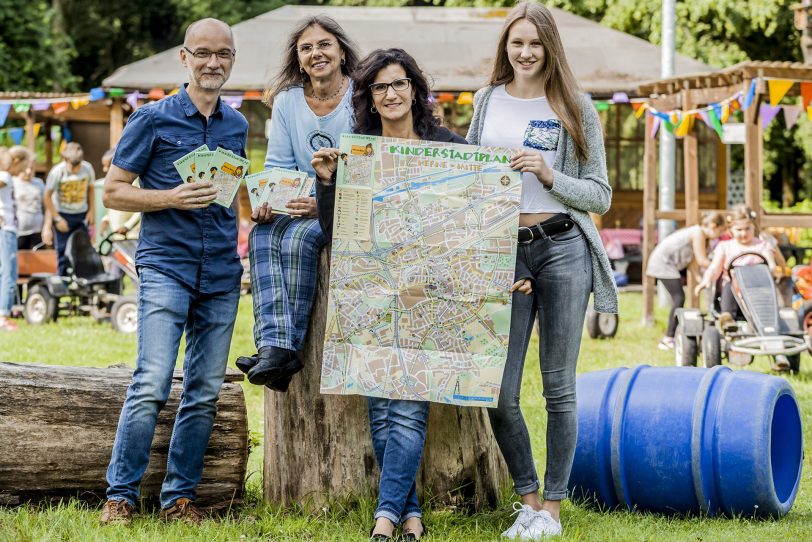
[0,363,248,506]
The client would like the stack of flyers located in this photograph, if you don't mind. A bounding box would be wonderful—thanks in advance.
[173,145,249,207]
[244,168,314,214]
[208,148,250,207]
[173,145,208,184]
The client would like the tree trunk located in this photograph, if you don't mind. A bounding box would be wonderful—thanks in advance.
[0,362,248,506]
[264,251,509,510]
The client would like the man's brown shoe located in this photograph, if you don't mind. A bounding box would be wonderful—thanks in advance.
[159,498,205,525]
[100,499,133,525]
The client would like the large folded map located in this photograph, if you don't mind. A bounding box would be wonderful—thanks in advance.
[320,134,522,407]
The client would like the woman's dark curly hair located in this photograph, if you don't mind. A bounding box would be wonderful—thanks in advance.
[352,48,439,138]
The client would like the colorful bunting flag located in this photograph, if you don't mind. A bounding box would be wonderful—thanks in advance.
[802,83,812,110]
[594,101,609,111]
[783,105,803,130]
[768,79,794,108]
[168,88,180,96]
[13,103,30,113]
[649,116,661,138]
[674,113,694,137]
[243,90,262,100]
[708,108,724,138]
[51,126,61,141]
[52,102,68,114]
[759,103,781,129]
[33,123,41,138]
[223,96,243,109]
[148,88,165,100]
[633,103,647,119]
[720,103,730,124]
[108,88,126,97]
[456,92,473,105]
[0,104,10,128]
[436,92,455,104]
[612,92,630,103]
[126,91,142,110]
[32,102,50,111]
[742,79,757,110]
[697,109,711,128]
[808,106,812,122]
[61,123,72,142]
[89,87,106,101]
[9,127,24,145]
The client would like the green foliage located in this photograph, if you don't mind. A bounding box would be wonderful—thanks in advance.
[0,0,77,91]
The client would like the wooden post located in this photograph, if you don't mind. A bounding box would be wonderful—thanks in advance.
[264,251,509,510]
[44,120,53,172]
[744,77,763,219]
[0,363,248,506]
[24,112,36,154]
[109,98,124,148]
[682,88,700,308]
[642,114,657,326]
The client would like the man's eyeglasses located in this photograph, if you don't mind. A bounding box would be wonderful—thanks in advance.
[183,46,235,60]
[369,78,412,95]
[297,41,335,55]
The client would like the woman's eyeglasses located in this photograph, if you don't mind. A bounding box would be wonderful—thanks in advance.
[369,78,412,95]
[297,41,336,55]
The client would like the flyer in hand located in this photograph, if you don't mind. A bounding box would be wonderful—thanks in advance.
[207,148,250,207]
[245,168,314,213]
[173,144,208,183]
[320,134,522,407]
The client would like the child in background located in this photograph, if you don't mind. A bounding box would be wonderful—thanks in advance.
[0,146,34,330]
[42,142,96,276]
[646,211,726,350]
[695,205,784,332]
[12,148,46,249]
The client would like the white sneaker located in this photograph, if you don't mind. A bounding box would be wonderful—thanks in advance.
[501,502,563,540]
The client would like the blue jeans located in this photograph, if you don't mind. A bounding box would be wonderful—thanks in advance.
[54,212,88,276]
[0,229,18,317]
[106,266,239,508]
[368,398,430,524]
[488,221,592,501]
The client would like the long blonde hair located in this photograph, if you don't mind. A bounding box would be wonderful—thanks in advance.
[489,1,587,161]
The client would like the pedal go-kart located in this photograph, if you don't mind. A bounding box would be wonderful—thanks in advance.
[674,252,809,372]
[23,230,138,333]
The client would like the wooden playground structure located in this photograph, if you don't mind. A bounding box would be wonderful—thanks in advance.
[638,61,812,325]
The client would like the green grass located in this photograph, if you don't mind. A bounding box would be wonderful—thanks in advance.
[1,293,811,541]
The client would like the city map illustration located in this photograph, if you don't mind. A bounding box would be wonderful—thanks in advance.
[320,134,521,406]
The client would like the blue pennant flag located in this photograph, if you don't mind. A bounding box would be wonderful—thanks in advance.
[9,127,25,145]
[61,123,72,142]
[0,104,10,128]
[742,79,757,110]
[89,87,106,101]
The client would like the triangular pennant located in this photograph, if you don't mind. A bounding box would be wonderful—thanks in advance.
[720,103,730,124]
[89,87,105,101]
[61,123,72,142]
[126,91,142,110]
[32,101,50,111]
[59,139,66,154]
[675,113,694,137]
[594,101,609,111]
[729,96,741,112]
[33,123,41,138]
[14,102,30,113]
[223,96,243,109]
[0,104,10,127]
[148,88,166,100]
[742,80,757,110]
[698,109,712,128]
[759,103,781,129]
[107,88,126,97]
[783,105,803,130]
[670,112,679,125]
[768,79,794,107]
[612,92,629,103]
[802,83,812,110]
[664,120,675,134]
[168,87,180,96]
[9,127,25,145]
[707,108,723,138]
[807,106,812,122]
[52,102,69,114]
[243,90,262,99]
[633,103,647,119]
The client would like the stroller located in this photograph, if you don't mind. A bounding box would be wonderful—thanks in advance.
[22,230,139,333]
[674,252,808,372]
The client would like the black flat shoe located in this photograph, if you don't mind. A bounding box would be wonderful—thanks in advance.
[400,522,426,541]
[370,527,392,541]
[235,354,258,375]
[246,347,302,385]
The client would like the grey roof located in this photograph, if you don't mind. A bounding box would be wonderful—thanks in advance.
[102,5,714,95]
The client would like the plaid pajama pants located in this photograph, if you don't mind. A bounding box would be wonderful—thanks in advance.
[249,216,327,351]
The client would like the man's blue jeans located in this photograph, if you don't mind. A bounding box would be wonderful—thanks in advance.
[106,267,239,508]
[0,229,17,317]
[368,397,429,524]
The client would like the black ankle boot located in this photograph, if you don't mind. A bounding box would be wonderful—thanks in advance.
[247,347,302,385]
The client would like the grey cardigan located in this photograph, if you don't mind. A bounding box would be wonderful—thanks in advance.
[466,86,618,314]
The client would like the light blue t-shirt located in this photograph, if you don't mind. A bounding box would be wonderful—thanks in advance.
[263,83,355,178]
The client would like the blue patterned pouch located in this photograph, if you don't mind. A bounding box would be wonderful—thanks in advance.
[523,119,561,151]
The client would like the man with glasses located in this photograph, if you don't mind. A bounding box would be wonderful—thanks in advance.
[100,18,247,526]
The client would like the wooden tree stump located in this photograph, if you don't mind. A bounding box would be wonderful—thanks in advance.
[0,362,248,506]
[264,251,509,510]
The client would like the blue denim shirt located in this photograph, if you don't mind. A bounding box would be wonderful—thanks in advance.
[112,85,247,294]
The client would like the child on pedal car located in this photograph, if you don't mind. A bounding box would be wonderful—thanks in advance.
[695,204,785,332]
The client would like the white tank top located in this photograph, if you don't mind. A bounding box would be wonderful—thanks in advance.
[479,85,566,214]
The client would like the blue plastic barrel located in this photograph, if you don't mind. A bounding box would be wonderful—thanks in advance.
[568,365,803,517]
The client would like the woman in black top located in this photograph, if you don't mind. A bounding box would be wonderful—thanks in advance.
[312,48,464,541]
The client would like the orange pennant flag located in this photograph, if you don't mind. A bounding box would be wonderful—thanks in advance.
[768,79,794,107]
[243,90,262,100]
[52,102,69,114]
[633,103,647,119]
[802,82,812,110]
[148,88,166,100]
